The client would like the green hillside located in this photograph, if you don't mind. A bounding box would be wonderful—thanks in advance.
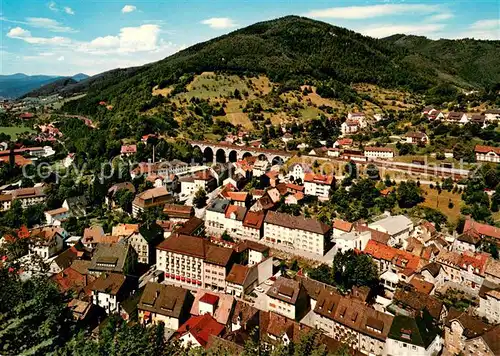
[60,16,499,116]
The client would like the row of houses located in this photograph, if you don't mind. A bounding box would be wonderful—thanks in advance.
[423,107,500,125]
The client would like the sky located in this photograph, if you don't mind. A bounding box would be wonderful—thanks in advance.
[1,0,499,76]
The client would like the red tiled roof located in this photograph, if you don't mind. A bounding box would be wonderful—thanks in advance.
[176,314,225,348]
[304,173,334,185]
[333,219,353,232]
[243,211,265,229]
[200,293,219,305]
[463,218,500,240]
[120,144,137,154]
[226,191,248,202]
[475,145,500,155]
[364,240,420,271]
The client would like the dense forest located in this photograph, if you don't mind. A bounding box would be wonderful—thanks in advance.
[42,15,499,117]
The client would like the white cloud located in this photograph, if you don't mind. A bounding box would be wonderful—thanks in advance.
[458,19,500,40]
[78,24,162,54]
[200,17,237,29]
[122,5,137,13]
[48,1,58,12]
[7,26,71,45]
[7,27,31,38]
[305,4,441,19]
[25,17,76,32]
[5,23,184,75]
[425,13,453,22]
[360,24,446,38]
[64,7,74,15]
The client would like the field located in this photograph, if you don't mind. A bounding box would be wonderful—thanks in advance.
[419,184,462,223]
[0,126,35,140]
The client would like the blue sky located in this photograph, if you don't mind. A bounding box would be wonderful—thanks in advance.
[1,0,499,76]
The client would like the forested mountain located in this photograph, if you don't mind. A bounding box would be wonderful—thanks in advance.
[54,16,499,115]
[20,77,78,98]
[0,73,89,99]
[382,34,500,89]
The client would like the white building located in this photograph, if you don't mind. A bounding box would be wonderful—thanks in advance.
[29,226,65,259]
[288,163,311,182]
[477,286,500,324]
[303,173,334,200]
[364,146,394,159]
[91,273,128,314]
[334,230,371,253]
[264,211,331,256]
[475,145,500,163]
[368,215,414,247]
[205,199,230,236]
[386,315,443,356]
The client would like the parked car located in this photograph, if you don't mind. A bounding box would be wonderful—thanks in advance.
[255,286,264,293]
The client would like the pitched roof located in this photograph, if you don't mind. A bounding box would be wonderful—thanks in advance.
[266,277,302,305]
[207,199,231,214]
[437,250,489,276]
[445,308,492,338]
[175,216,204,236]
[52,247,80,270]
[82,225,105,244]
[231,300,259,326]
[313,289,342,319]
[485,258,500,279]
[176,314,225,348]
[205,245,233,267]
[393,289,444,319]
[388,315,440,348]
[190,289,234,325]
[29,226,64,246]
[364,240,420,271]
[463,218,500,240]
[156,234,207,259]
[480,325,500,355]
[295,274,337,300]
[265,211,331,235]
[163,204,194,219]
[333,219,353,233]
[421,262,442,278]
[303,173,334,185]
[475,144,500,155]
[226,264,250,285]
[90,272,127,295]
[88,243,132,273]
[409,277,434,295]
[138,282,190,319]
[332,297,393,341]
[51,267,94,294]
[225,205,247,221]
[242,211,265,229]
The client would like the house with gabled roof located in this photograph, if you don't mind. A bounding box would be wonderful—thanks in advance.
[444,307,493,355]
[266,276,309,321]
[176,314,225,349]
[386,315,442,356]
[138,282,193,329]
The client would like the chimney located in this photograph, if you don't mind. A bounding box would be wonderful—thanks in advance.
[155,290,160,298]
[84,274,88,286]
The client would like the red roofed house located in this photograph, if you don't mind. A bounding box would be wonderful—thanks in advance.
[463,218,500,243]
[364,240,421,292]
[332,219,353,238]
[303,173,335,200]
[241,211,265,240]
[436,250,489,294]
[120,144,137,157]
[176,314,225,349]
[475,145,500,163]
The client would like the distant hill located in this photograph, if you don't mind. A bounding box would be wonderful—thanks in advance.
[382,34,500,89]
[0,73,89,99]
[21,77,78,98]
[55,16,499,115]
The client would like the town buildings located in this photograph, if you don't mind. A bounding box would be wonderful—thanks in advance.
[264,211,332,256]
